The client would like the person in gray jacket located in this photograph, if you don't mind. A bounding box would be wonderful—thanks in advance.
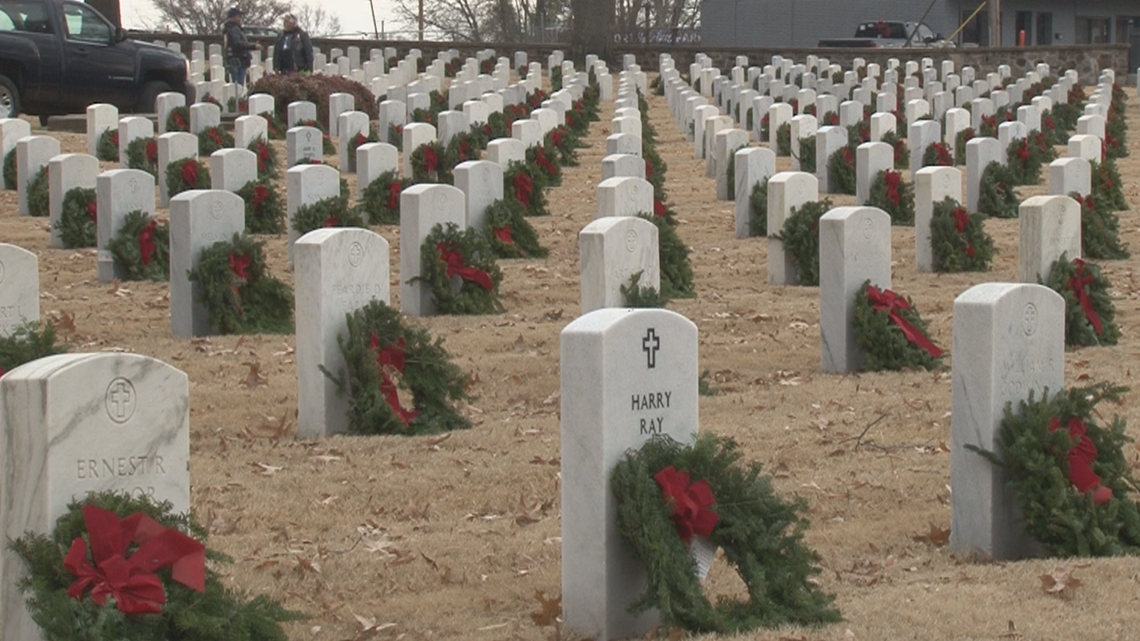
[273,14,313,74]
[222,7,261,86]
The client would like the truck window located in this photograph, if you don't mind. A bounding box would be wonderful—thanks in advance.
[0,2,54,33]
[61,2,110,43]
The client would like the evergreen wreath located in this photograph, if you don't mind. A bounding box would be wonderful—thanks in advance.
[976,161,1019,218]
[387,123,405,152]
[826,146,857,196]
[26,166,49,217]
[1005,137,1042,186]
[346,130,378,172]
[187,233,293,334]
[644,146,668,202]
[880,131,909,170]
[795,137,815,174]
[954,128,975,165]
[9,490,302,640]
[1073,192,1129,260]
[1044,253,1120,348]
[247,139,278,180]
[260,111,287,140]
[528,144,561,187]
[410,141,451,184]
[639,213,695,299]
[1091,159,1127,212]
[409,108,436,127]
[96,129,119,162]
[107,211,169,282]
[235,180,285,235]
[724,145,746,198]
[759,113,769,142]
[771,200,831,286]
[484,198,548,259]
[544,126,580,167]
[484,112,507,142]
[611,433,841,634]
[748,180,768,237]
[922,142,954,167]
[445,132,481,168]
[55,186,98,248]
[164,105,190,133]
[322,300,471,435]
[968,383,1140,557]
[3,148,16,189]
[297,120,336,155]
[866,169,914,226]
[197,126,234,156]
[775,122,791,156]
[847,121,870,145]
[291,195,364,236]
[416,222,505,315]
[126,137,158,176]
[930,197,994,272]
[620,270,667,308]
[853,281,944,371]
[164,158,211,198]
[0,320,65,377]
[358,171,410,225]
[504,162,549,217]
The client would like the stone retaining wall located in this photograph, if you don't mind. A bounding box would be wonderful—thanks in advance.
[145,33,1127,84]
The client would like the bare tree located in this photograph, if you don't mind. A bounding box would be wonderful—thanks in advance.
[146,0,291,34]
[391,0,569,42]
[291,3,342,37]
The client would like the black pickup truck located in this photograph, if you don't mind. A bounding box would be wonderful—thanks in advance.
[0,0,189,120]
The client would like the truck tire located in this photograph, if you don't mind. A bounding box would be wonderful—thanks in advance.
[136,80,171,114]
[0,75,21,118]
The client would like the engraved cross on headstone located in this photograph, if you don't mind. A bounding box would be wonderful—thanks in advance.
[642,328,660,369]
[107,379,133,421]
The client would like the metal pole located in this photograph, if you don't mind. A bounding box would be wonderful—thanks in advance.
[368,0,379,39]
[988,0,1000,46]
[904,0,939,47]
[418,0,425,40]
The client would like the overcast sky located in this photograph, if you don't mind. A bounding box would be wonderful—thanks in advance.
[119,0,415,38]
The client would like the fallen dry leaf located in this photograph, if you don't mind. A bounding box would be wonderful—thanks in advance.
[1040,568,1082,598]
[911,523,951,547]
[530,589,561,627]
[242,361,268,388]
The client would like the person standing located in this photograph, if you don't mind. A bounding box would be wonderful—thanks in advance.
[221,7,260,86]
[273,14,313,74]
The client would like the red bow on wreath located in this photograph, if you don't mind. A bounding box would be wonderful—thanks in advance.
[353,133,368,149]
[437,242,493,291]
[252,184,269,209]
[1049,416,1112,504]
[1016,142,1030,162]
[208,129,224,144]
[552,130,563,148]
[369,333,420,426]
[536,148,558,177]
[228,252,250,280]
[1068,258,1103,336]
[86,200,97,223]
[387,181,402,210]
[493,226,514,245]
[645,159,653,178]
[513,173,533,208]
[180,160,198,188]
[256,142,269,172]
[138,220,157,266]
[654,198,667,218]
[483,123,492,138]
[952,207,976,257]
[323,215,340,228]
[145,140,158,165]
[63,505,206,615]
[653,466,719,542]
[423,146,439,174]
[865,285,944,358]
[884,170,901,206]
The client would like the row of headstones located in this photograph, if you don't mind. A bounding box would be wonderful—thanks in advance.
[556,273,1068,640]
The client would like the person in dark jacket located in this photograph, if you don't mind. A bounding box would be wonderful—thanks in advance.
[273,14,313,74]
[221,7,260,86]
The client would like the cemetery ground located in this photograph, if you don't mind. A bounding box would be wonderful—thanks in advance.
[5,83,1140,641]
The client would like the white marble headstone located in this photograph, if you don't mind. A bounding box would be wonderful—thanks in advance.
[579,216,660,314]
[0,243,38,337]
[1018,195,1081,283]
[169,190,246,337]
[97,169,155,283]
[295,228,390,438]
[48,153,99,248]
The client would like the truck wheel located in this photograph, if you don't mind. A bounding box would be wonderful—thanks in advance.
[136,81,171,114]
[0,76,21,118]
